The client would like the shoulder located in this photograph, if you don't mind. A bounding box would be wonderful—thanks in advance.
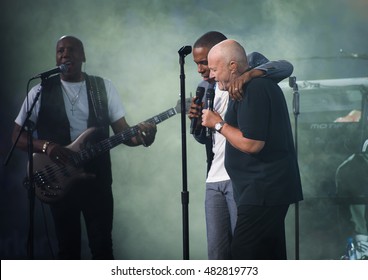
[245,78,280,98]
[197,80,209,87]
[248,77,275,88]
[92,75,110,84]
[197,80,211,92]
[247,52,269,68]
[84,73,111,85]
[87,74,117,93]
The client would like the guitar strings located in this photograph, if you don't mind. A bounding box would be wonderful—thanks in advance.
[37,108,177,193]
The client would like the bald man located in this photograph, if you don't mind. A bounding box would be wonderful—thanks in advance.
[202,39,303,259]
[188,31,294,260]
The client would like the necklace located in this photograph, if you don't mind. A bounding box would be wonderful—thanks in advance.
[61,82,84,115]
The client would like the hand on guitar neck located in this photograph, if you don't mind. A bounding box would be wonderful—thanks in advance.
[137,121,157,147]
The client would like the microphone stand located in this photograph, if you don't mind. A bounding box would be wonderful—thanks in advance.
[178,45,192,260]
[4,77,46,259]
[289,76,300,260]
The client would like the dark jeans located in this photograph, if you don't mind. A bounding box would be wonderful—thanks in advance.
[50,181,114,259]
[231,204,289,260]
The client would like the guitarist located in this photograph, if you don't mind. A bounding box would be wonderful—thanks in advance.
[12,35,157,259]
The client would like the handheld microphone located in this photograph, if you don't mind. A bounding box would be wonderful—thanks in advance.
[206,86,215,137]
[206,87,215,111]
[190,86,205,134]
[32,63,69,79]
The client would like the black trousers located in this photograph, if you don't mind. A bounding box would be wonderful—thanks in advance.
[231,204,289,260]
[50,181,114,260]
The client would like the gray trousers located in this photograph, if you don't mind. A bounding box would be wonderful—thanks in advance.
[205,179,237,259]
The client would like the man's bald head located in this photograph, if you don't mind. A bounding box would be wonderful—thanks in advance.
[208,39,249,90]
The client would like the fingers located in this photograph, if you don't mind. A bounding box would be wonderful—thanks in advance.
[229,91,242,101]
[228,85,243,101]
[139,122,157,134]
[138,122,157,147]
[228,79,244,101]
[188,98,202,119]
[201,109,222,128]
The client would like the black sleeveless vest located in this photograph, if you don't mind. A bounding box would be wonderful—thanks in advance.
[37,74,112,186]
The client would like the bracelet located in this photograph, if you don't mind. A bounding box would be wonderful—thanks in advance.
[42,141,51,153]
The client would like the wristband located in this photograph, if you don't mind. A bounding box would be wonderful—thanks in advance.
[42,141,51,153]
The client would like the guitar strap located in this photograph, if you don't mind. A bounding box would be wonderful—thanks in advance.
[84,74,113,186]
[84,74,109,130]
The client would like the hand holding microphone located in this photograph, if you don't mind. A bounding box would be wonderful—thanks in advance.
[189,86,205,134]
[205,86,215,137]
[201,108,223,133]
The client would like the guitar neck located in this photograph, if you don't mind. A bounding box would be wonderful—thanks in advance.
[109,107,177,146]
[74,107,178,165]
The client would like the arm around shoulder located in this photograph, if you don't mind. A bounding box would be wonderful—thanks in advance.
[256,60,294,82]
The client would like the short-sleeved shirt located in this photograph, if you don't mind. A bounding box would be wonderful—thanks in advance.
[15,78,125,141]
[224,77,303,206]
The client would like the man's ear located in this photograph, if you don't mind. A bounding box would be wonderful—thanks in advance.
[81,48,86,62]
[229,61,237,73]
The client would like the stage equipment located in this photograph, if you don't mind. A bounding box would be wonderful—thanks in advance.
[178,45,191,260]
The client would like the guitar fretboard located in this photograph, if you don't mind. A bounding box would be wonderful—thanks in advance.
[72,107,178,166]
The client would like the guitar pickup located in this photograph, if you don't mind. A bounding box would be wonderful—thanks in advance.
[44,185,61,190]
[41,192,59,197]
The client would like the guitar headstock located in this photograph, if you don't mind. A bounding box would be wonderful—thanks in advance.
[175,97,192,114]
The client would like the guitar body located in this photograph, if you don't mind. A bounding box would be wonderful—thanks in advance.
[33,128,99,204]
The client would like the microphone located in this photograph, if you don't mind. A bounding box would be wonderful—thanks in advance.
[206,85,215,137]
[32,63,69,79]
[190,86,205,134]
[178,45,192,56]
[206,86,215,111]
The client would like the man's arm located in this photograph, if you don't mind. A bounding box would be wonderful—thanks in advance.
[110,117,157,147]
[228,52,293,100]
[219,122,265,154]
[254,60,293,82]
[12,123,75,165]
[201,109,264,154]
[12,123,45,154]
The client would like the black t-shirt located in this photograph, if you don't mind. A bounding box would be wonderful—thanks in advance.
[225,78,303,206]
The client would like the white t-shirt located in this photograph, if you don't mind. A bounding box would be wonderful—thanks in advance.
[206,85,231,183]
[15,78,125,141]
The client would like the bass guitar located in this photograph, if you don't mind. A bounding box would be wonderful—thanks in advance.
[32,98,190,203]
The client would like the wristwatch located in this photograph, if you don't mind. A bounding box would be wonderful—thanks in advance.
[215,121,226,133]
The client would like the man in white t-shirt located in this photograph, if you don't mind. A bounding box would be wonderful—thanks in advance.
[12,35,157,259]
